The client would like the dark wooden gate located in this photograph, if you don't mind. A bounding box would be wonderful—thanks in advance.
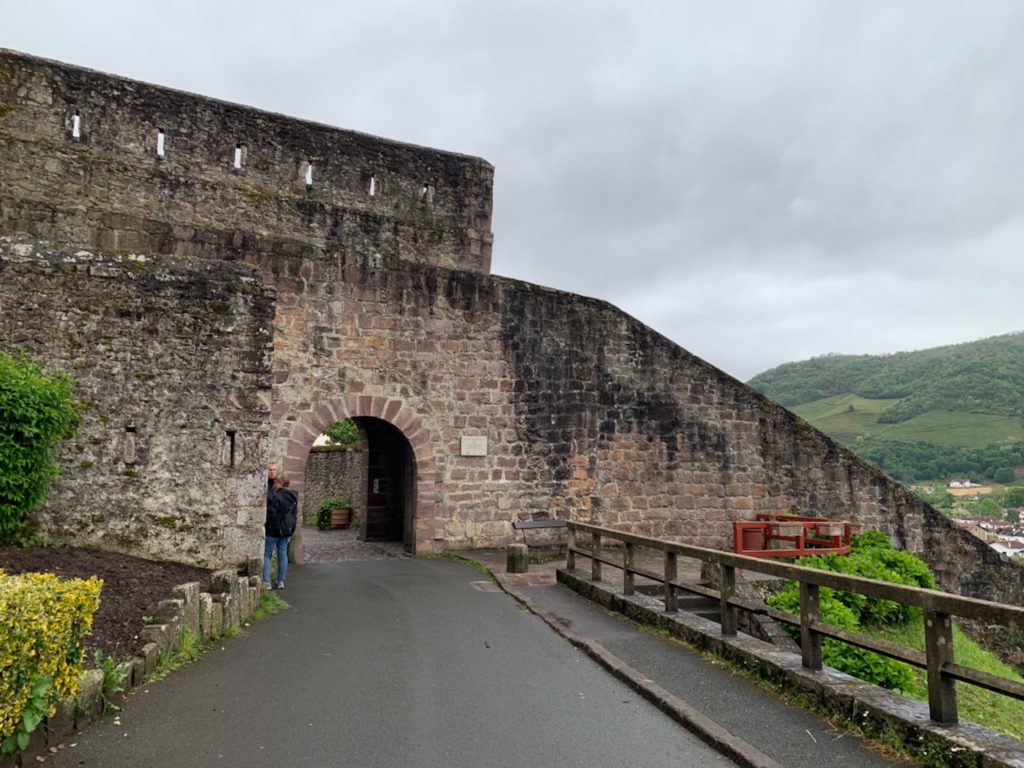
[360,419,412,548]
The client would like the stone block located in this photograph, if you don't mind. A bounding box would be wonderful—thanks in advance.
[224,594,239,630]
[138,624,171,653]
[139,642,161,675]
[237,582,250,621]
[129,656,147,688]
[210,568,238,596]
[76,668,104,724]
[44,695,77,746]
[210,601,224,638]
[248,585,260,616]
[155,599,185,641]
[198,592,214,642]
[171,582,202,638]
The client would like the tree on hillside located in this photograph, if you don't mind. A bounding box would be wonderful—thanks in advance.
[748,331,1024,417]
[975,496,1004,519]
[915,487,953,509]
[1003,487,1024,509]
[994,467,1016,484]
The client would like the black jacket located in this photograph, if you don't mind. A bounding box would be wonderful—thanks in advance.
[266,488,298,538]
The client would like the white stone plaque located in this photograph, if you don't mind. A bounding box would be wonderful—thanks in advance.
[460,436,488,456]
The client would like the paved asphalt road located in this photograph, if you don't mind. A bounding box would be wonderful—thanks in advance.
[46,559,739,767]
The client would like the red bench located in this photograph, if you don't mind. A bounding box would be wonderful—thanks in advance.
[733,514,851,558]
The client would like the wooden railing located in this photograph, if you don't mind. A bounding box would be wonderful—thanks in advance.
[566,521,1024,726]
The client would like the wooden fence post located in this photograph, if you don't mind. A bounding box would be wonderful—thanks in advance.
[592,533,602,582]
[925,610,958,725]
[506,543,529,574]
[800,582,822,670]
[664,551,678,613]
[566,526,576,570]
[720,563,737,637]
[624,542,635,595]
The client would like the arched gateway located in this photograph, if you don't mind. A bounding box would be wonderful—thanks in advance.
[282,396,435,557]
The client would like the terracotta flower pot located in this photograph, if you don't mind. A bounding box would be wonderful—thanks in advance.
[330,507,352,529]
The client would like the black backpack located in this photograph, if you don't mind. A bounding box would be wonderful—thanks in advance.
[278,489,298,537]
[267,488,298,537]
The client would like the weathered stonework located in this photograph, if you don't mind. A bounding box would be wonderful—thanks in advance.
[0,51,493,275]
[302,446,367,526]
[0,238,272,566]
[0,49,1020,607]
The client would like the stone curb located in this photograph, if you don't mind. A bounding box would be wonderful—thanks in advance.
[556,567,1024,768]
[1,570,265,768]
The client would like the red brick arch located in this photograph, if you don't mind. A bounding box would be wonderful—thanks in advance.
[281,395,439,554]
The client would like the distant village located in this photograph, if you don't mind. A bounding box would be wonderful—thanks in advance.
[913,478,1024,560]
[952,517,1024,557]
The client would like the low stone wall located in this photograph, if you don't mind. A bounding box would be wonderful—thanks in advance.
[1,566,265,767]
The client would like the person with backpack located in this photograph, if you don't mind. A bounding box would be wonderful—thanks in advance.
[263,473,298,590]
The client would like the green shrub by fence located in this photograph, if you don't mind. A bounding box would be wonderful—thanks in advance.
[765,531,936,691]
[0,570,102,753]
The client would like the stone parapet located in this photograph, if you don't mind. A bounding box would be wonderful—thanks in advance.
[0,48,494,275]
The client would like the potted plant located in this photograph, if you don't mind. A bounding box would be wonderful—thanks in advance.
[315,497,353,530]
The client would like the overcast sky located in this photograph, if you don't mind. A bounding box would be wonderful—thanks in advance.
[4,1,1023,381]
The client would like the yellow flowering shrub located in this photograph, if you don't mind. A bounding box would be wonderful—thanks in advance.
[0,570,102,744]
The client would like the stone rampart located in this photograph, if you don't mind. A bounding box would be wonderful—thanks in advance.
[0,49,494,274]
[265,253,1023,605]
[0,48,1019,608]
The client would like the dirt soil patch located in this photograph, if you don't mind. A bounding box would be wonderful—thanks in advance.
[0,546,212,662]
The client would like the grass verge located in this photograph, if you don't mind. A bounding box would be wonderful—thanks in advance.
[146,590,289,682]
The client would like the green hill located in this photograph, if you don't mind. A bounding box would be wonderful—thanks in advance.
[748,331,1024,423]
[747,332,1024,481]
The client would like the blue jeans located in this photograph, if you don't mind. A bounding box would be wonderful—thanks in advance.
[263,536,289,585]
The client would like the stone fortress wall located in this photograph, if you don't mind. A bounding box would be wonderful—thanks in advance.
[1,49,1019,607]
[0,238,274,566]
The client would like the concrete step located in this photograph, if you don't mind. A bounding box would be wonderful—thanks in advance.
[636,584,721,623]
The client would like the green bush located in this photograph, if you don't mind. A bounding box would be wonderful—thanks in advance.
[765,530,934,692]
[767,582,915,691]
[786,531,935,626]
[0,570,102,752]
[322,419,359,446]
[0,352,79,542]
